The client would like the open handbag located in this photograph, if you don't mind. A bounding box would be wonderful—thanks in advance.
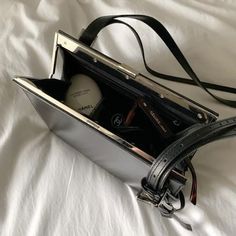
[13,15,236,230]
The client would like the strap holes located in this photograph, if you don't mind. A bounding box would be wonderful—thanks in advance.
[180,144,184,148]
[163,158,167,162]
[153,175,156,178]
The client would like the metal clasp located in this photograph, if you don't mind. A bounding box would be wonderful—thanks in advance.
[136,188,160,207]
[136,187,177,214]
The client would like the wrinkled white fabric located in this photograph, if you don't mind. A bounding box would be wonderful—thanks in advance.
[0,1,236,235]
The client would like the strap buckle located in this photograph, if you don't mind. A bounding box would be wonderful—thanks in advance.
[136,179,177,212]
[136,188,160,207]
[136,177,161,207]
[137,179,193,230]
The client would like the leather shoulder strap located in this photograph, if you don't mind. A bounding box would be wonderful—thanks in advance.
[140,116,236,230]
[146,116,236,193]
[79,14,236,108]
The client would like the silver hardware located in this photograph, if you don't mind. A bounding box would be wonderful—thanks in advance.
[197,113,203,119]
[137,188,177,215]
[117,64,137,79]
[13,76,155,164]
[49,33,59,78]
[49,31,217,126]
[136,189,159,207]
[54,32,137,79]
[57,33,119,68]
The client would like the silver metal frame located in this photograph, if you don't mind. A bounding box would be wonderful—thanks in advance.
[13,30,218,188]
[13,30,218,166]
[49,30,218,119]
[13,77,155,164]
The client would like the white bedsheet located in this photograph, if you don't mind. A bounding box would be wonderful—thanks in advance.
[0,1,236,235]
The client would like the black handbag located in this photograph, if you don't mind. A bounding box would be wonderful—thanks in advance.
[14,15,236,231]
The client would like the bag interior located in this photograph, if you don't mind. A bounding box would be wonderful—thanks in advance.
[28,48,203,158]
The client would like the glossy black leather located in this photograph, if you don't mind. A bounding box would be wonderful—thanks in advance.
[147,116,236,192]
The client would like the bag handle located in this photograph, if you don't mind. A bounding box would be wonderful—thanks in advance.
[79,14,236,108]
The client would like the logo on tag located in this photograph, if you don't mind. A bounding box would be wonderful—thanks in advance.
[111,113,123,127]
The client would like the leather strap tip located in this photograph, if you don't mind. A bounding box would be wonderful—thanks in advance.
[190,198,197,205]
